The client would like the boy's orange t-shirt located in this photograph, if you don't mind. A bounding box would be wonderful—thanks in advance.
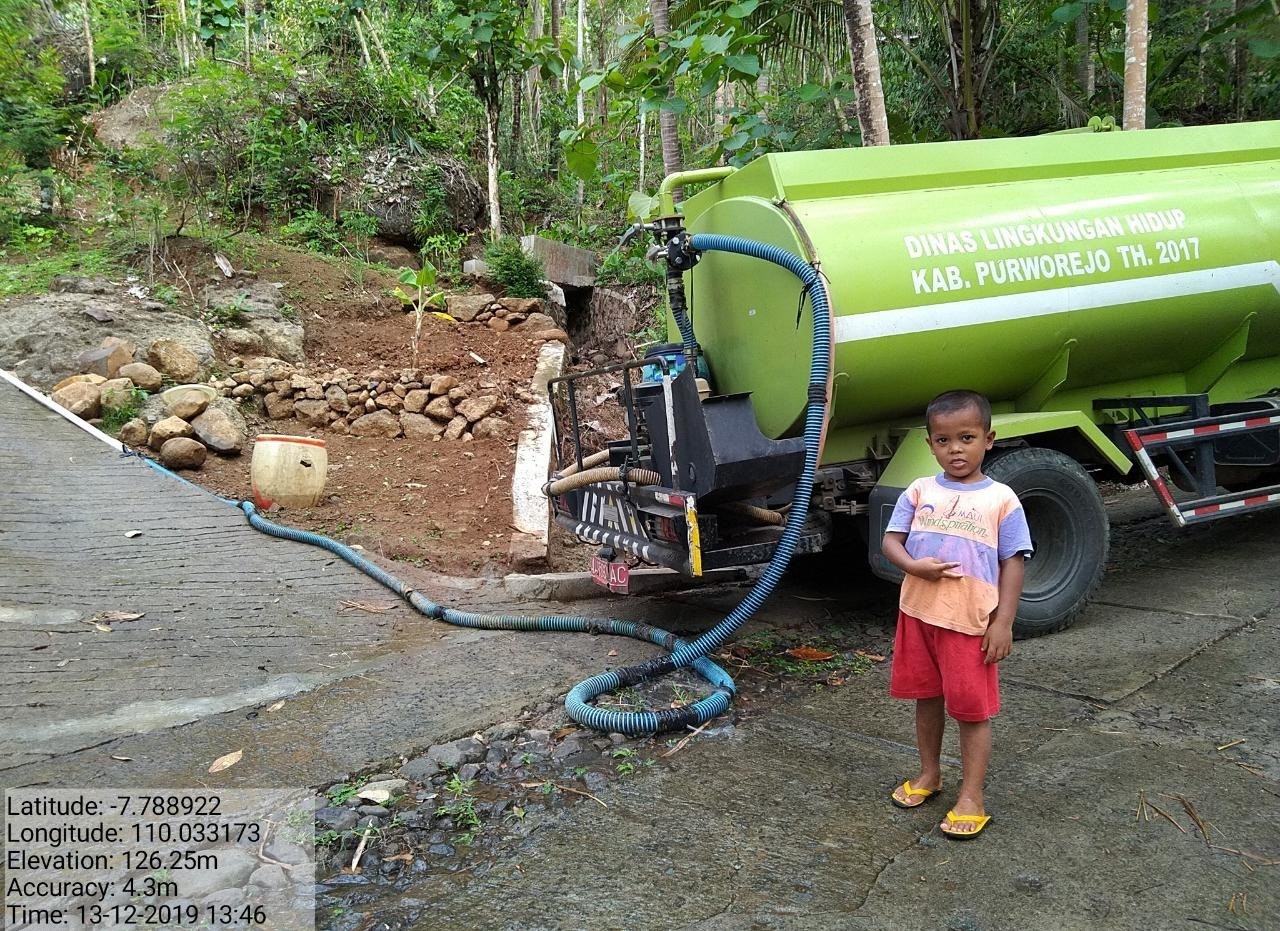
[886,474,1033,635]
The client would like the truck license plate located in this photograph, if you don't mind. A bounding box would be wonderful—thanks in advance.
[590,556,630,593]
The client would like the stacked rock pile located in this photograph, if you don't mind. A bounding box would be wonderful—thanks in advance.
[441,298,568,342]
[208,358,521,442]
[49,335,190,417]
[48,335,245,471]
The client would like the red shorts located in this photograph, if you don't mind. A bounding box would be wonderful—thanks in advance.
[889,611,1000,722]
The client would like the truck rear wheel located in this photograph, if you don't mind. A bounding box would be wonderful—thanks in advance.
[984,447,1109,638]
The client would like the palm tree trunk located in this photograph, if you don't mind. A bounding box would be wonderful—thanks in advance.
[575,0,586,206]
[1232,0,1247,118]
[648,0,683,199]
[1076,5,1094,98]
[83,0,95,90]
[486,95,502,236]
[192,0,202,59]
[176,0,190,71]
[551,0,563,93]
[639,108,647,192]
[1123,0,1148,129]
[528,0,543,152]
[841,0,889,145]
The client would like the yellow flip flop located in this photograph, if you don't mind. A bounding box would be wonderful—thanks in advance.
[940,809,991,840]
[890,780,940,809]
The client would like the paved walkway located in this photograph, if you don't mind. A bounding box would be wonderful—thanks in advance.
[0,377,446,769]
[0,376,673,787]
[5,375,1278,929]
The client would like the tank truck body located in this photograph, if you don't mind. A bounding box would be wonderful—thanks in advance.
[547,121,1280,636]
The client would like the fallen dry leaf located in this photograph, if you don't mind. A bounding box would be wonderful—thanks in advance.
[786,646,836,662]
[339,600,397,614]
[552,726,578,741]
[855,650,887,663]
[607,650,619,657]
[207,749,243,773]
[265,700,286,713]
[385,852,414,863]
[214,252,234,278]
[98,611,144,623]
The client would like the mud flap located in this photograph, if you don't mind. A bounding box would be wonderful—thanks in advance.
[867,483,906,583]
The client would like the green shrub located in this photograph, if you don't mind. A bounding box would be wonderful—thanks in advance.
[280,210,341,254]
[418,230,467,274]
[162,60,325,224]
[483,236,547,299]
[102,388,148,434]
[597,248,662,286]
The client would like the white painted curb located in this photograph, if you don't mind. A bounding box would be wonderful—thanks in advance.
[509,341,566,567]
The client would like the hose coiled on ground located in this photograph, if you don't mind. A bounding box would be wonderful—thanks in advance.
[563,234,831,731]
[233,234,830,735]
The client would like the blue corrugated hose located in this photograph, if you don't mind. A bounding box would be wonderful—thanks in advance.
[220,234,831,734]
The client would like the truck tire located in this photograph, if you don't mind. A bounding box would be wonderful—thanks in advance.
[984,447,1109,638]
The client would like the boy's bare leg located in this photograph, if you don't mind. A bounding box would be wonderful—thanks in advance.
[946,719,991,833]
[893,696,945,804]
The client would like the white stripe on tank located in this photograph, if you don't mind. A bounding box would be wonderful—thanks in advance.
[835,261,1280,343]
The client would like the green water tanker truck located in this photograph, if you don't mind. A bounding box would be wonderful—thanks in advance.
[547,120,1280,636]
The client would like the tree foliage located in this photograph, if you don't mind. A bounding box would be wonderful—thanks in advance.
[0,0,1275,256]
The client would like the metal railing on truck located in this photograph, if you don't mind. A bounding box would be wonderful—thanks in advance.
[1096,394,1280,526]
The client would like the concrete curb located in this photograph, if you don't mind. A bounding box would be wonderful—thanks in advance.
[509,341,566,570]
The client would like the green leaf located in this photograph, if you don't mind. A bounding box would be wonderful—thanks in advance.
[796,83,826,103]
[1051,2,1085,24]
[700,33,731,55]
[723,131,749,151]
[725,54,760,77]
[726,0,759,19]
[392,287,412,303]
[398,269,418,284]
[564,138,600,182]
[628,192,659,221]
[579,72,606,92]
[1250,38,1280,59]
[474,25,493,43]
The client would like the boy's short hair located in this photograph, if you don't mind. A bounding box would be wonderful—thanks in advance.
[926,390,992,433]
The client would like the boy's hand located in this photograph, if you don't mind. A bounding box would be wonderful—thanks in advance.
[909,558,963,581]
[982,623,1013,664]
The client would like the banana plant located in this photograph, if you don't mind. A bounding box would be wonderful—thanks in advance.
[393,264,450,368]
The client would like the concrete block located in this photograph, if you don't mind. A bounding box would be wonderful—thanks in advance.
[520,235,597,288]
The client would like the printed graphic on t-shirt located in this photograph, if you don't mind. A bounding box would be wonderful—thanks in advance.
[887,475,1032,634]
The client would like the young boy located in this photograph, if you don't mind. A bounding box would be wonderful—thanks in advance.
[881,389,1032,840]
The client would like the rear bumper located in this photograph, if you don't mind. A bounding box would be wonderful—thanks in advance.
[554,481,832,578]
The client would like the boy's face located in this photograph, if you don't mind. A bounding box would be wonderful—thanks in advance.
[926,405,995,482]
